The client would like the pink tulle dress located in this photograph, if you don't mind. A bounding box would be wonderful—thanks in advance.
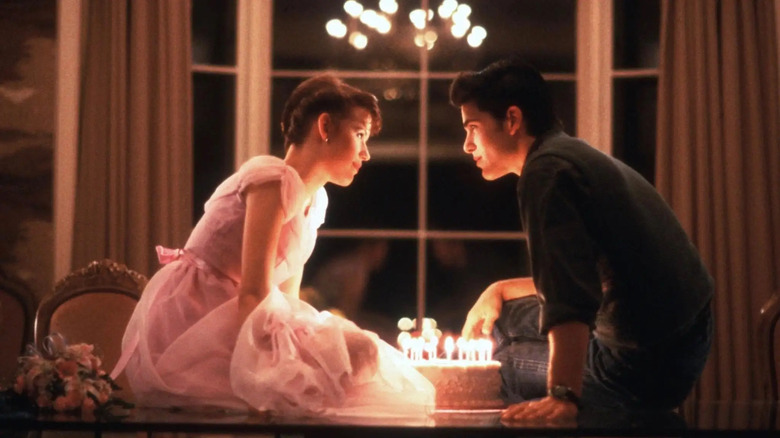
[114,156,434,418]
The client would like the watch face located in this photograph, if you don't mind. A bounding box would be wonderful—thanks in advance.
[551,386,569,398]
[549,385,579,404]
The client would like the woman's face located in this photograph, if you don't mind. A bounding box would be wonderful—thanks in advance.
[323,107,373,186]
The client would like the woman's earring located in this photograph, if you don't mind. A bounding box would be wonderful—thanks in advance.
[325,137,329,143]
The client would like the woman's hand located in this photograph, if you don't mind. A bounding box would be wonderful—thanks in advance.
[461,282,504,339]
[500,397,578,424]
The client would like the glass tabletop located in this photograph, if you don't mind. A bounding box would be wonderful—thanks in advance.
[2,401,778,436]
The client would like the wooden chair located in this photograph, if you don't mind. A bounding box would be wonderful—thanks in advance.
[34,259,148,400]
[759,292,780,401]
[0,271,35,389]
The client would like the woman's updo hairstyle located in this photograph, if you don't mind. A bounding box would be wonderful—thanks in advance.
[280,75,382,150]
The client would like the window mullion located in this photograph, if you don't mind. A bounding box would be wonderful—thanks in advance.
[576,0,613,155]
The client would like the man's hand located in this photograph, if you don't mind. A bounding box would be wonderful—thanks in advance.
[461,282,504,339]
[500,396,578,424]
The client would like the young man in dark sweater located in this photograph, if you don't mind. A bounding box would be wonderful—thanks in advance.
[451,57,713,422]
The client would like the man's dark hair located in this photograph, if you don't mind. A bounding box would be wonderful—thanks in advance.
[449,57,561,136]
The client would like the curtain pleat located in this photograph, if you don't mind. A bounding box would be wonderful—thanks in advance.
[658,0,780,404]
[72,0,192,278]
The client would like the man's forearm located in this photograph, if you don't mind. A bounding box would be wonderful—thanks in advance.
[547,321,590,396]
[497,277,538,301]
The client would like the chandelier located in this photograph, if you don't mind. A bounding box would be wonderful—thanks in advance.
[325,0,487,51]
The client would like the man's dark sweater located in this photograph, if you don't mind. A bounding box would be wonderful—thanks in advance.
[517,130,714,350]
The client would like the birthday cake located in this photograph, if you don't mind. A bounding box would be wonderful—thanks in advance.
[413,359,504,410]
[397,317,504,410]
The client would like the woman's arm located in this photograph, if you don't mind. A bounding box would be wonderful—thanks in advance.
[279,270,303,299]
[238,181,285,323]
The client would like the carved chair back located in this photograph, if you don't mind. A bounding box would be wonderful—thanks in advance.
[35,259,148,399]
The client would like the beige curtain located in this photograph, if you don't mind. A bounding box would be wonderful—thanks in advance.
[657,0,780,404]
[72,0,192,277]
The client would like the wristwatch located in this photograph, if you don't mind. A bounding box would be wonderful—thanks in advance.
[548,385,581,406]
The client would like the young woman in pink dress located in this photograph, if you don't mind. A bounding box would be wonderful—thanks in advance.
[113,75,434,418]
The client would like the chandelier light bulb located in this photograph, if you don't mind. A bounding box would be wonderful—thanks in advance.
[360,9,379,28]
[409,9,427,30]
[466,32,483,47]
[469,25,486,40]
[344,0,363,18]
[451,19,470,38]
[349,31,368,49]
[375,15,392,34]
[325,19,347,38]
[453,3,472,19]
[378,0,398,15]
[438,0,458,19]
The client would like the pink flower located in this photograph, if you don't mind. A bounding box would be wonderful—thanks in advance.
[81,397,96,416]
[25,367,42,384]
[53,396,71,413]
[55,359,79,377]
[96,388,110,404]
[36,394,52,408]
[13,374,25,394]
[64,389,83,407]
[90,356,102,370]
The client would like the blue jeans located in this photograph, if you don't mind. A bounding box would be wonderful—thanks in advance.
[493,296,713,411]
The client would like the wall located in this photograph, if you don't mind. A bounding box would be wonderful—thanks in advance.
[0,0,56,301]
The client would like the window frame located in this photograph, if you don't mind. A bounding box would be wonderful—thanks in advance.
[190,0,660,325]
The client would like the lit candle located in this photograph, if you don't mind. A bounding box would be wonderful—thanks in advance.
[478,339,488,362]
[428,336,439,360]
[400,337,410,359]
[456,337,466,361]
[467,339,477,361]
[444,336,454,361]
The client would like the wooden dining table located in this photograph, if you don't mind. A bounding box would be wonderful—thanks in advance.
[2,400,778,437]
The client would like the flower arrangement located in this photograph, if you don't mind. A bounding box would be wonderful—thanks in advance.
[5,333,133,418]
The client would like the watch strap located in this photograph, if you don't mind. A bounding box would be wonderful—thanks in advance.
[548,385,581,407]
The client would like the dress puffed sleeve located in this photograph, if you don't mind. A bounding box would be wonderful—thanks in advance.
[235,156,306,222]
[308,187,329,229]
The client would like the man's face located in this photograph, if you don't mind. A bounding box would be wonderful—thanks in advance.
[460,102,515,180]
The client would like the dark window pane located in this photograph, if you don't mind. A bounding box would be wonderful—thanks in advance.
[426,240,528,334]
[612,77,657,184]
[302,237,417,344]
[193,73,235,223]
[429,0,576,72]
[428,160,519,231]
[325,162,418,229]
[192,0,236,65]
[613,0,660,69]
[427,79,461,155]
[549,80,576,136]
[273,0,420,70]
